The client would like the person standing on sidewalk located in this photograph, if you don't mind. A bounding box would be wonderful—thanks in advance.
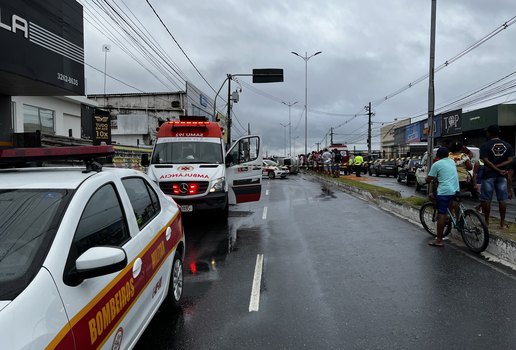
[425,147,460,247]
[321,149,332,175]
[479,125,514,229]
[354,153,364,177]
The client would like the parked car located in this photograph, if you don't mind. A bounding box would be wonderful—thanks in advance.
[370,159,398,177]
[368,159,383,176]
[397,158,421,184]
[0,148,185,350]
[262,159,288,179]
[415,146,480,192]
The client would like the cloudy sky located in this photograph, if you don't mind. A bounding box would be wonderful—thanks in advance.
[81,0,516,156]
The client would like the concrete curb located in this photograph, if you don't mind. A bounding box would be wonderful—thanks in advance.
[310,172,516,266]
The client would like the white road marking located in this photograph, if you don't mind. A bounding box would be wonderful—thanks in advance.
[262,206,268,220]
[249,254,264,312]
[266,189,269,196]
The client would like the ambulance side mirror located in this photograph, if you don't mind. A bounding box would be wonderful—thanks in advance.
[141,154,150,167]
[225,154,233,167]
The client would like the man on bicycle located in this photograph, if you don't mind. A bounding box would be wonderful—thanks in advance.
[425,147,460,247]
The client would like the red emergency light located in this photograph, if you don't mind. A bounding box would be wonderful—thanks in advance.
[171,183,199,195]
[170,121,210,128]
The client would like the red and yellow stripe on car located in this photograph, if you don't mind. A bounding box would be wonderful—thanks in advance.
[46,213,183,350]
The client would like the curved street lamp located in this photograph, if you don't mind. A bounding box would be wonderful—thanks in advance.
[280,122,289,157]
[291,51,322,156]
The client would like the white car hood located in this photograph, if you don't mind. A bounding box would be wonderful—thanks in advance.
[0,301,10,312]
[148,164,224,182]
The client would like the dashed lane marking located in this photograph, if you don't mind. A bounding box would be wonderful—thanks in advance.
[266,189,269,196]
[249,254,264,312]
[262,206,268,220]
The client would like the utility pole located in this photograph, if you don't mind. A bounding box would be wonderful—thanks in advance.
[330,127,334,145]
[226,74,232,148]
[248,123,251,135]
[427,0,437,193]
[367,102,372,155]
[315,142,320,152]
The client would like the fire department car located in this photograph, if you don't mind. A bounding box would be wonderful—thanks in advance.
[142,117,263,218]
[0,146,185,350]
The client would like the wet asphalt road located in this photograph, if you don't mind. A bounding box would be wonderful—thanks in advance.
[136,174,516,349]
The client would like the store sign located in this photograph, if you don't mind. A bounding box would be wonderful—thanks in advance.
[93,114,111,145]
[405,123,421,143]
[441,109,462,136]
[200,94,208,107]
[0,0,84,95]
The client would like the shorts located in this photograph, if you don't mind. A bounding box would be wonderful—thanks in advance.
[480,176,508,202]
[323,162,331,171]
[436,194,456,214]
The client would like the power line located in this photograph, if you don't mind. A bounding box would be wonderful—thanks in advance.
[145,0,217,94]
[371,15,516,107]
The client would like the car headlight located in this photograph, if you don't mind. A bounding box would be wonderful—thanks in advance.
[209,177,226,193]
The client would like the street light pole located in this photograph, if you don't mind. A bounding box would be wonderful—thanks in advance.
[282,101,298,157]
[280,123,288,156]
[102,44,111,96]
[291,51,322,157]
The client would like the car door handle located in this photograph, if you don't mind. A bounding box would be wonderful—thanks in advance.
[133,258,143,279]
[165,227,172,241]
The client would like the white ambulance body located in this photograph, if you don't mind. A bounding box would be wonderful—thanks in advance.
[144,118,263,218]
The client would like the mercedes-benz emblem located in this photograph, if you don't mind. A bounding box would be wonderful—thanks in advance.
[180,183,189,194]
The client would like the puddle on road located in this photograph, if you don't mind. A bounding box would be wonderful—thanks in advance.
[182,210,261,283]
[316,186,337,200]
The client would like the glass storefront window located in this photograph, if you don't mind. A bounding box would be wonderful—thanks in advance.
[23,105,54,134]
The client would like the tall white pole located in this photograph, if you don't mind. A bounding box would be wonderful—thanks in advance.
[102,44,111,97]
[283,101,298,157]
[291,51,321,157]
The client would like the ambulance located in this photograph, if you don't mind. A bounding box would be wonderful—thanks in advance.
[142,116,263,218]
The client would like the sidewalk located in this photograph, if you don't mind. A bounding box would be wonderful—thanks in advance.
[308,171,516,268]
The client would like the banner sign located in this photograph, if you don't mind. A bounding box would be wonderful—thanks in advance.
[405,123,421,143]
[0,0,84,95]
[93,111,111,145]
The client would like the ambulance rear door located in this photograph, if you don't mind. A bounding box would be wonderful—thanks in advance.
[225,135,263,204]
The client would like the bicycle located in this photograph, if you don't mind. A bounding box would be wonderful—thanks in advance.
[419,192,489,253]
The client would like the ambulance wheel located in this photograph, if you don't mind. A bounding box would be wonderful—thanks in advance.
[268,171,275,179]
[165,255,183,309]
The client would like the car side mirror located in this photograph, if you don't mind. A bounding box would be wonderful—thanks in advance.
[65,247,127,286]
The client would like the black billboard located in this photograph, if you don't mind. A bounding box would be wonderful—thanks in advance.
[441,109,462,137]
[0,0,84,96]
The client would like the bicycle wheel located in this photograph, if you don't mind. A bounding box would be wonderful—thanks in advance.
[419,202,452,237]
[459,209,489,253]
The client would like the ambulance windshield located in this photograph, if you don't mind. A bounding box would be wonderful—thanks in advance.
[151,141,224,164]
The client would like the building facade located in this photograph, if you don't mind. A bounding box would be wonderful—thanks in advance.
[380,103,516,157]
[88,82,217,147]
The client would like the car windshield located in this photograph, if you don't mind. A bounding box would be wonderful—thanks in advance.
[0,189,72,300]
[264,160,278,166]
[151,141,223,164]
[383,160,396,165]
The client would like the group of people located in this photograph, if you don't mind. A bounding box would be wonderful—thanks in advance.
[426,125,514,247]
[300,149,365,177]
